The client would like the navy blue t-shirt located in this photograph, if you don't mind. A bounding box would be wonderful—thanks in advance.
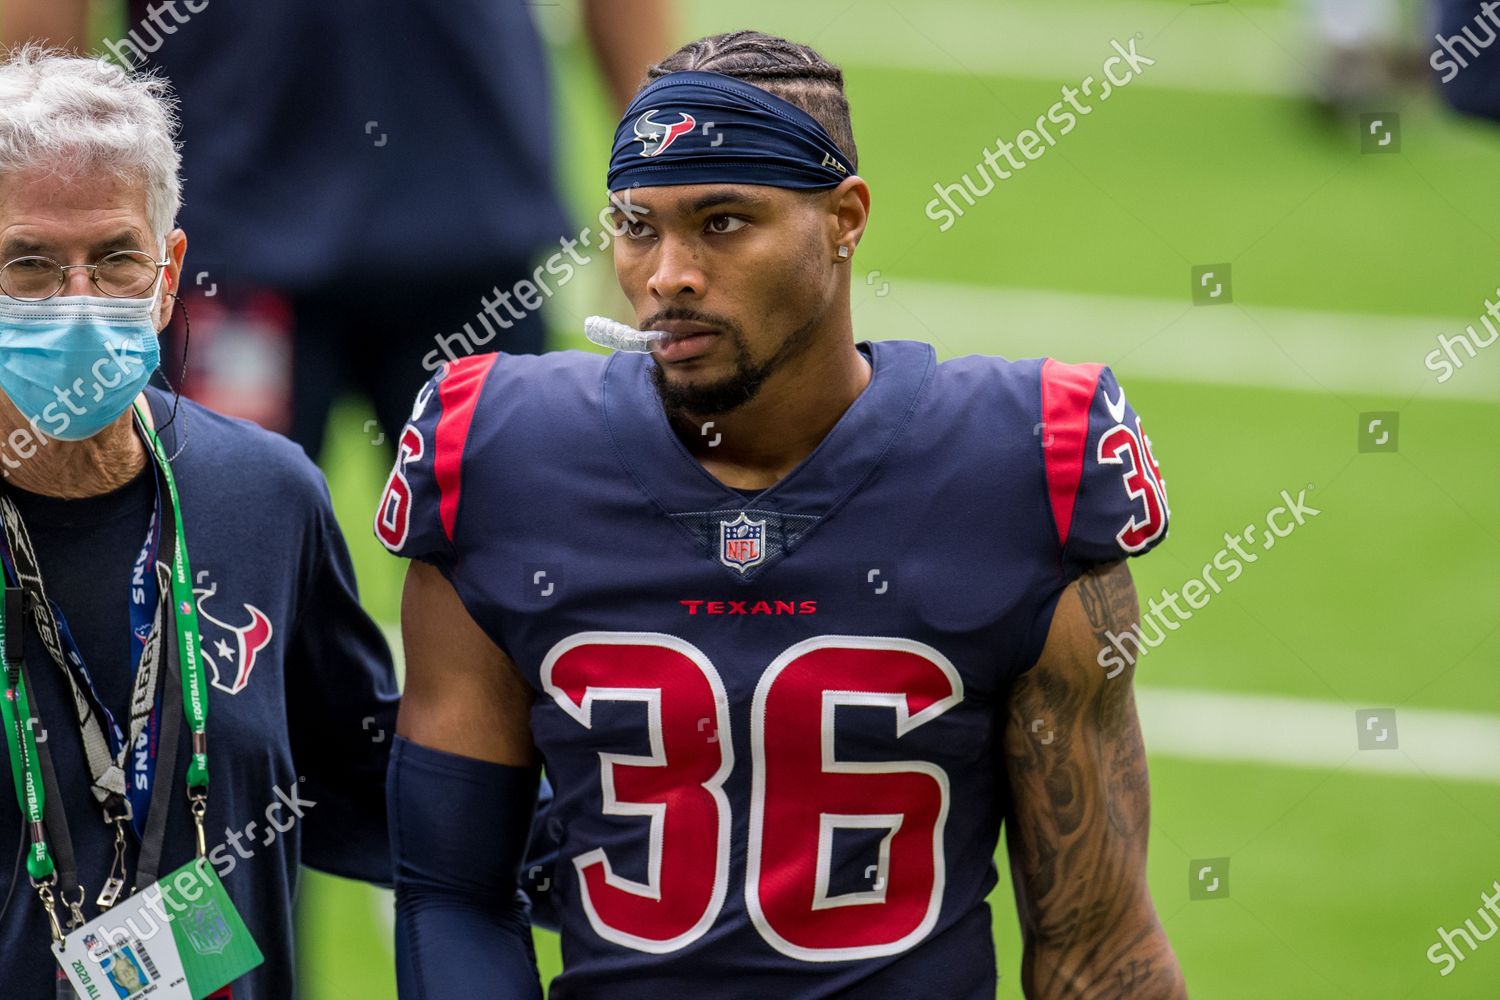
[125,0,571,288]
[7,459,157,724]
[0,386,399,998]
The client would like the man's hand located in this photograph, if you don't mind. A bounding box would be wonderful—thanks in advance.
[1002,561,1187,998]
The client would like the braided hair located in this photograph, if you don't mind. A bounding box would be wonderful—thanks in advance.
[643,30,858,173]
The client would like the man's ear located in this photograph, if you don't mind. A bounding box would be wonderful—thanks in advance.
[157,227,187,330]
[828,175,871,259]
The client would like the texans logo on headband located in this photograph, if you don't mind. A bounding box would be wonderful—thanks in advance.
[633,110,697,157]
[609,72,854,191]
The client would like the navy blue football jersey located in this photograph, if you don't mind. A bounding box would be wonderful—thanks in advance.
[376,341,1169,998]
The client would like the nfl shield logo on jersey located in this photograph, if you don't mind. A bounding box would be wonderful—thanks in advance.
[719,512,766,573]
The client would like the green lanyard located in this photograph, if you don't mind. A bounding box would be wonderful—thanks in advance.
[0,401,209,940]
[141,400,210,796]
[1,641,50,880]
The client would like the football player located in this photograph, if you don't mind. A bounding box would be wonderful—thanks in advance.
[379,30,1186,1000]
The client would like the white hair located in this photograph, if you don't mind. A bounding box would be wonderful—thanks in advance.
[0,45,181,237]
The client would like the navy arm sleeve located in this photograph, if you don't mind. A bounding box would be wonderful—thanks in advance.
[390,736,544,999]
[286,473,401,884]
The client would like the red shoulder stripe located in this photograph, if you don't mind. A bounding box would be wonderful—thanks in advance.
[1039,358,1104,549]
[434,354,499,543]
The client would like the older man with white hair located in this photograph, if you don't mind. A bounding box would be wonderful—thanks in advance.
[0,48,398,998]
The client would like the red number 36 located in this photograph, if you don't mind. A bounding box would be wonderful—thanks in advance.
[541,633,963,961]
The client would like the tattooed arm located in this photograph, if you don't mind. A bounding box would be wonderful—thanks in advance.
[1002,561,1187,998]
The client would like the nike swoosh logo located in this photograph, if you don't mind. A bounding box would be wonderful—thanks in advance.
[1104,385,1128,424]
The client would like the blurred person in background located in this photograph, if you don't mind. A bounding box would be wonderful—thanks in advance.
[0,48,397,997]
[1303,0,1406,108]
[1299,0,1445,112]
[2,0,672,460]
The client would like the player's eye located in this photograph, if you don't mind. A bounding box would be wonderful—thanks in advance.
[705,215,747,235]
[624,218,660,239]
[613,216,656,241]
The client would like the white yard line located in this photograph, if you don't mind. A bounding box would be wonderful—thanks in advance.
[851,278,1499,401]
[365,681,1497,940]
[1136,686,1500,783]
[684,0,1308,97]
[380,622,1499,783]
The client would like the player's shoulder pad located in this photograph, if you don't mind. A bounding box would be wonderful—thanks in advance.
[373,350,608,564]
[1035,358,1170,569]
[373,354,499,564]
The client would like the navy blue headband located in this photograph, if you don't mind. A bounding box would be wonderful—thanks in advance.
[607,70,855,192]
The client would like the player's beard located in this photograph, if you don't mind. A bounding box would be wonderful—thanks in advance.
[649,314,819,418]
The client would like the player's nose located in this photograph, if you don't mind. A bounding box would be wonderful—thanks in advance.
[647,235,705,301]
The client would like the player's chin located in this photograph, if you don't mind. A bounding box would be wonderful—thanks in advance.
[652,360,728,399]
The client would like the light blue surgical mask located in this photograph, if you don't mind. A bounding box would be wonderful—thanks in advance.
[0,279,163,441]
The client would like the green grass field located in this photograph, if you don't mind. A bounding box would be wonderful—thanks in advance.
[293,2,1500,996]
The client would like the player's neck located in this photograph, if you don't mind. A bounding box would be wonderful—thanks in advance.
[0,396,149,499]
[673,339,872,491]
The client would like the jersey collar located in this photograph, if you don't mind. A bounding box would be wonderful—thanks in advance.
[602,339,934,578]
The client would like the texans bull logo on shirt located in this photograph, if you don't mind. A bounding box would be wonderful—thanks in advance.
[193,570,275,696]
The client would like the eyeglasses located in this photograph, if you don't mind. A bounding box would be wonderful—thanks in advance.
[0,251,170,301]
